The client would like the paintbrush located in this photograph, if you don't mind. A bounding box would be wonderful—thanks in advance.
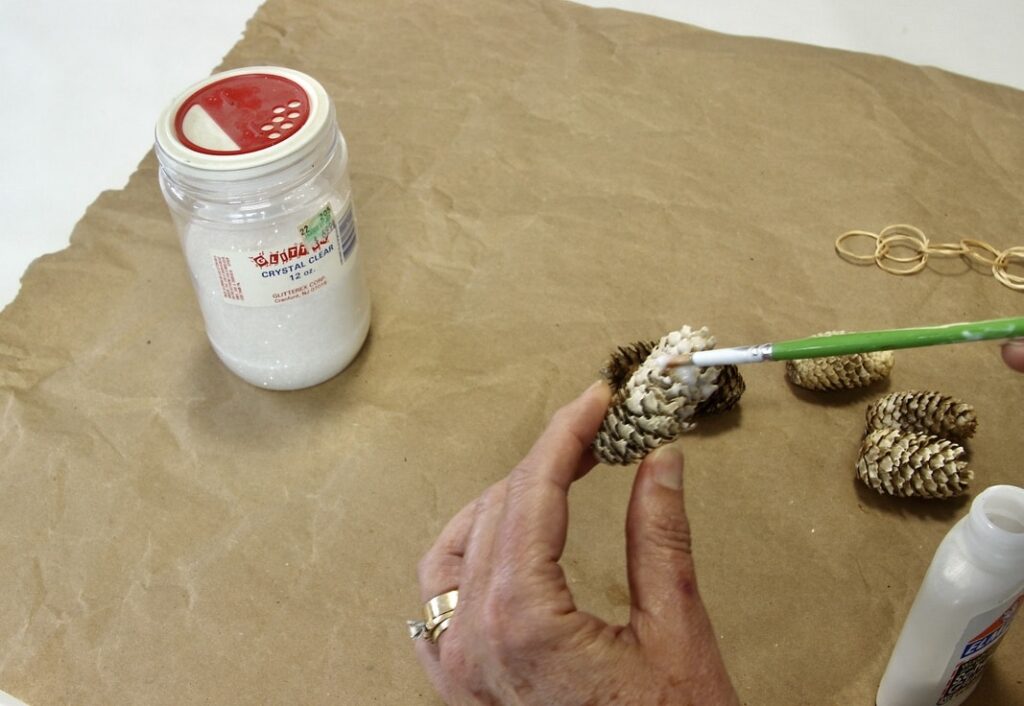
[657,316,1024,369]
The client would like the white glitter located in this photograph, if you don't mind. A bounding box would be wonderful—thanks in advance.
[182,195,370,389]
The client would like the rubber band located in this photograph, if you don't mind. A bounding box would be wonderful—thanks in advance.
[994,246,1024,291]
[960,238,1000,267]
[834,225,1022,292]
[877,249,928,275]
[927,242,968,257]
[879,224,928,247]
[877,233,928,264]
[835,230,880,264]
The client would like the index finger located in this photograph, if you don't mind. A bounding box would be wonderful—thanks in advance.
[498,381,611,568]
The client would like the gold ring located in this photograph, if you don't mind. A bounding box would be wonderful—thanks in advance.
[431,616,454,643]
[407,589,459,643]
[426,590,459,624]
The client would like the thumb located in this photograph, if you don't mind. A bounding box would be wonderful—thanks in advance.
[625,445,708,643]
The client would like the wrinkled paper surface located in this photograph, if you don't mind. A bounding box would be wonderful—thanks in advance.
[2,0,1022,703]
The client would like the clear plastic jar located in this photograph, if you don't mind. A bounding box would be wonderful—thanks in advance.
[155,67,370,390]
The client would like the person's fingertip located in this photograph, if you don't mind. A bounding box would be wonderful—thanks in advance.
[577,379,611,411]
[1002,339,1024,373]
[646,445,684,490]
[585,379,611,398]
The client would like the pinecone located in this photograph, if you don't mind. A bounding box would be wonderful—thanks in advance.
[786,331,894,391]
[593,326,745,465]
[601,341,656,401]
[857,428,973,499]
[696,364,746,417]
[865,390,977,440]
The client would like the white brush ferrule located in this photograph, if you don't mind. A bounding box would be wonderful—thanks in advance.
[689,343,774,367]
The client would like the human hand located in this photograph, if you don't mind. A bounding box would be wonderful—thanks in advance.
[414,382,739,705]
[1002,339,1024,372]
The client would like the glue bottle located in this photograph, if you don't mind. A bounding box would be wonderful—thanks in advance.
[876,485,1024,706]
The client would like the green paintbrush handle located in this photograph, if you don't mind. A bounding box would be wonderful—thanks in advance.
[771,317,1024,361]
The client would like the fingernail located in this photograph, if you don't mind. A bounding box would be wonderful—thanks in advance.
[649,445,684,490]
[1005,338,1024,349]
[585,380,610,400]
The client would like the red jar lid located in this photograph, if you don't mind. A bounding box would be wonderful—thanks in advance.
[156,66,335,179]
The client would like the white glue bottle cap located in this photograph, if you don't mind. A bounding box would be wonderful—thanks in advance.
[964,485,1024,568]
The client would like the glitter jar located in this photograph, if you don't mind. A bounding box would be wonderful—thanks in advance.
[155,66,371,390]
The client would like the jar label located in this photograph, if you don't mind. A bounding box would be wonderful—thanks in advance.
[209,203,358,307]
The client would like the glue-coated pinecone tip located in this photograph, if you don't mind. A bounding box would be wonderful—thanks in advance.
[786,331,894,391]
[865,390,977,440]
[592,325,745,465]
[856,428,973,499]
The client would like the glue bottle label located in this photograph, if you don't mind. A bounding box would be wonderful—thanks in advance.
[936,593,1023,704]
[208,202,358,307]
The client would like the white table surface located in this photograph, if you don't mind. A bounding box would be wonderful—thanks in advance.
[0,0,1021,700]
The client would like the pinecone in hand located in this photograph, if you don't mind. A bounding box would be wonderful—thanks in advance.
[601,341,656,396]
[696,364,746,417]
[786,331,894,391]
[593,326,745,465]
[857,428,973,499]
[865,390,977,440]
